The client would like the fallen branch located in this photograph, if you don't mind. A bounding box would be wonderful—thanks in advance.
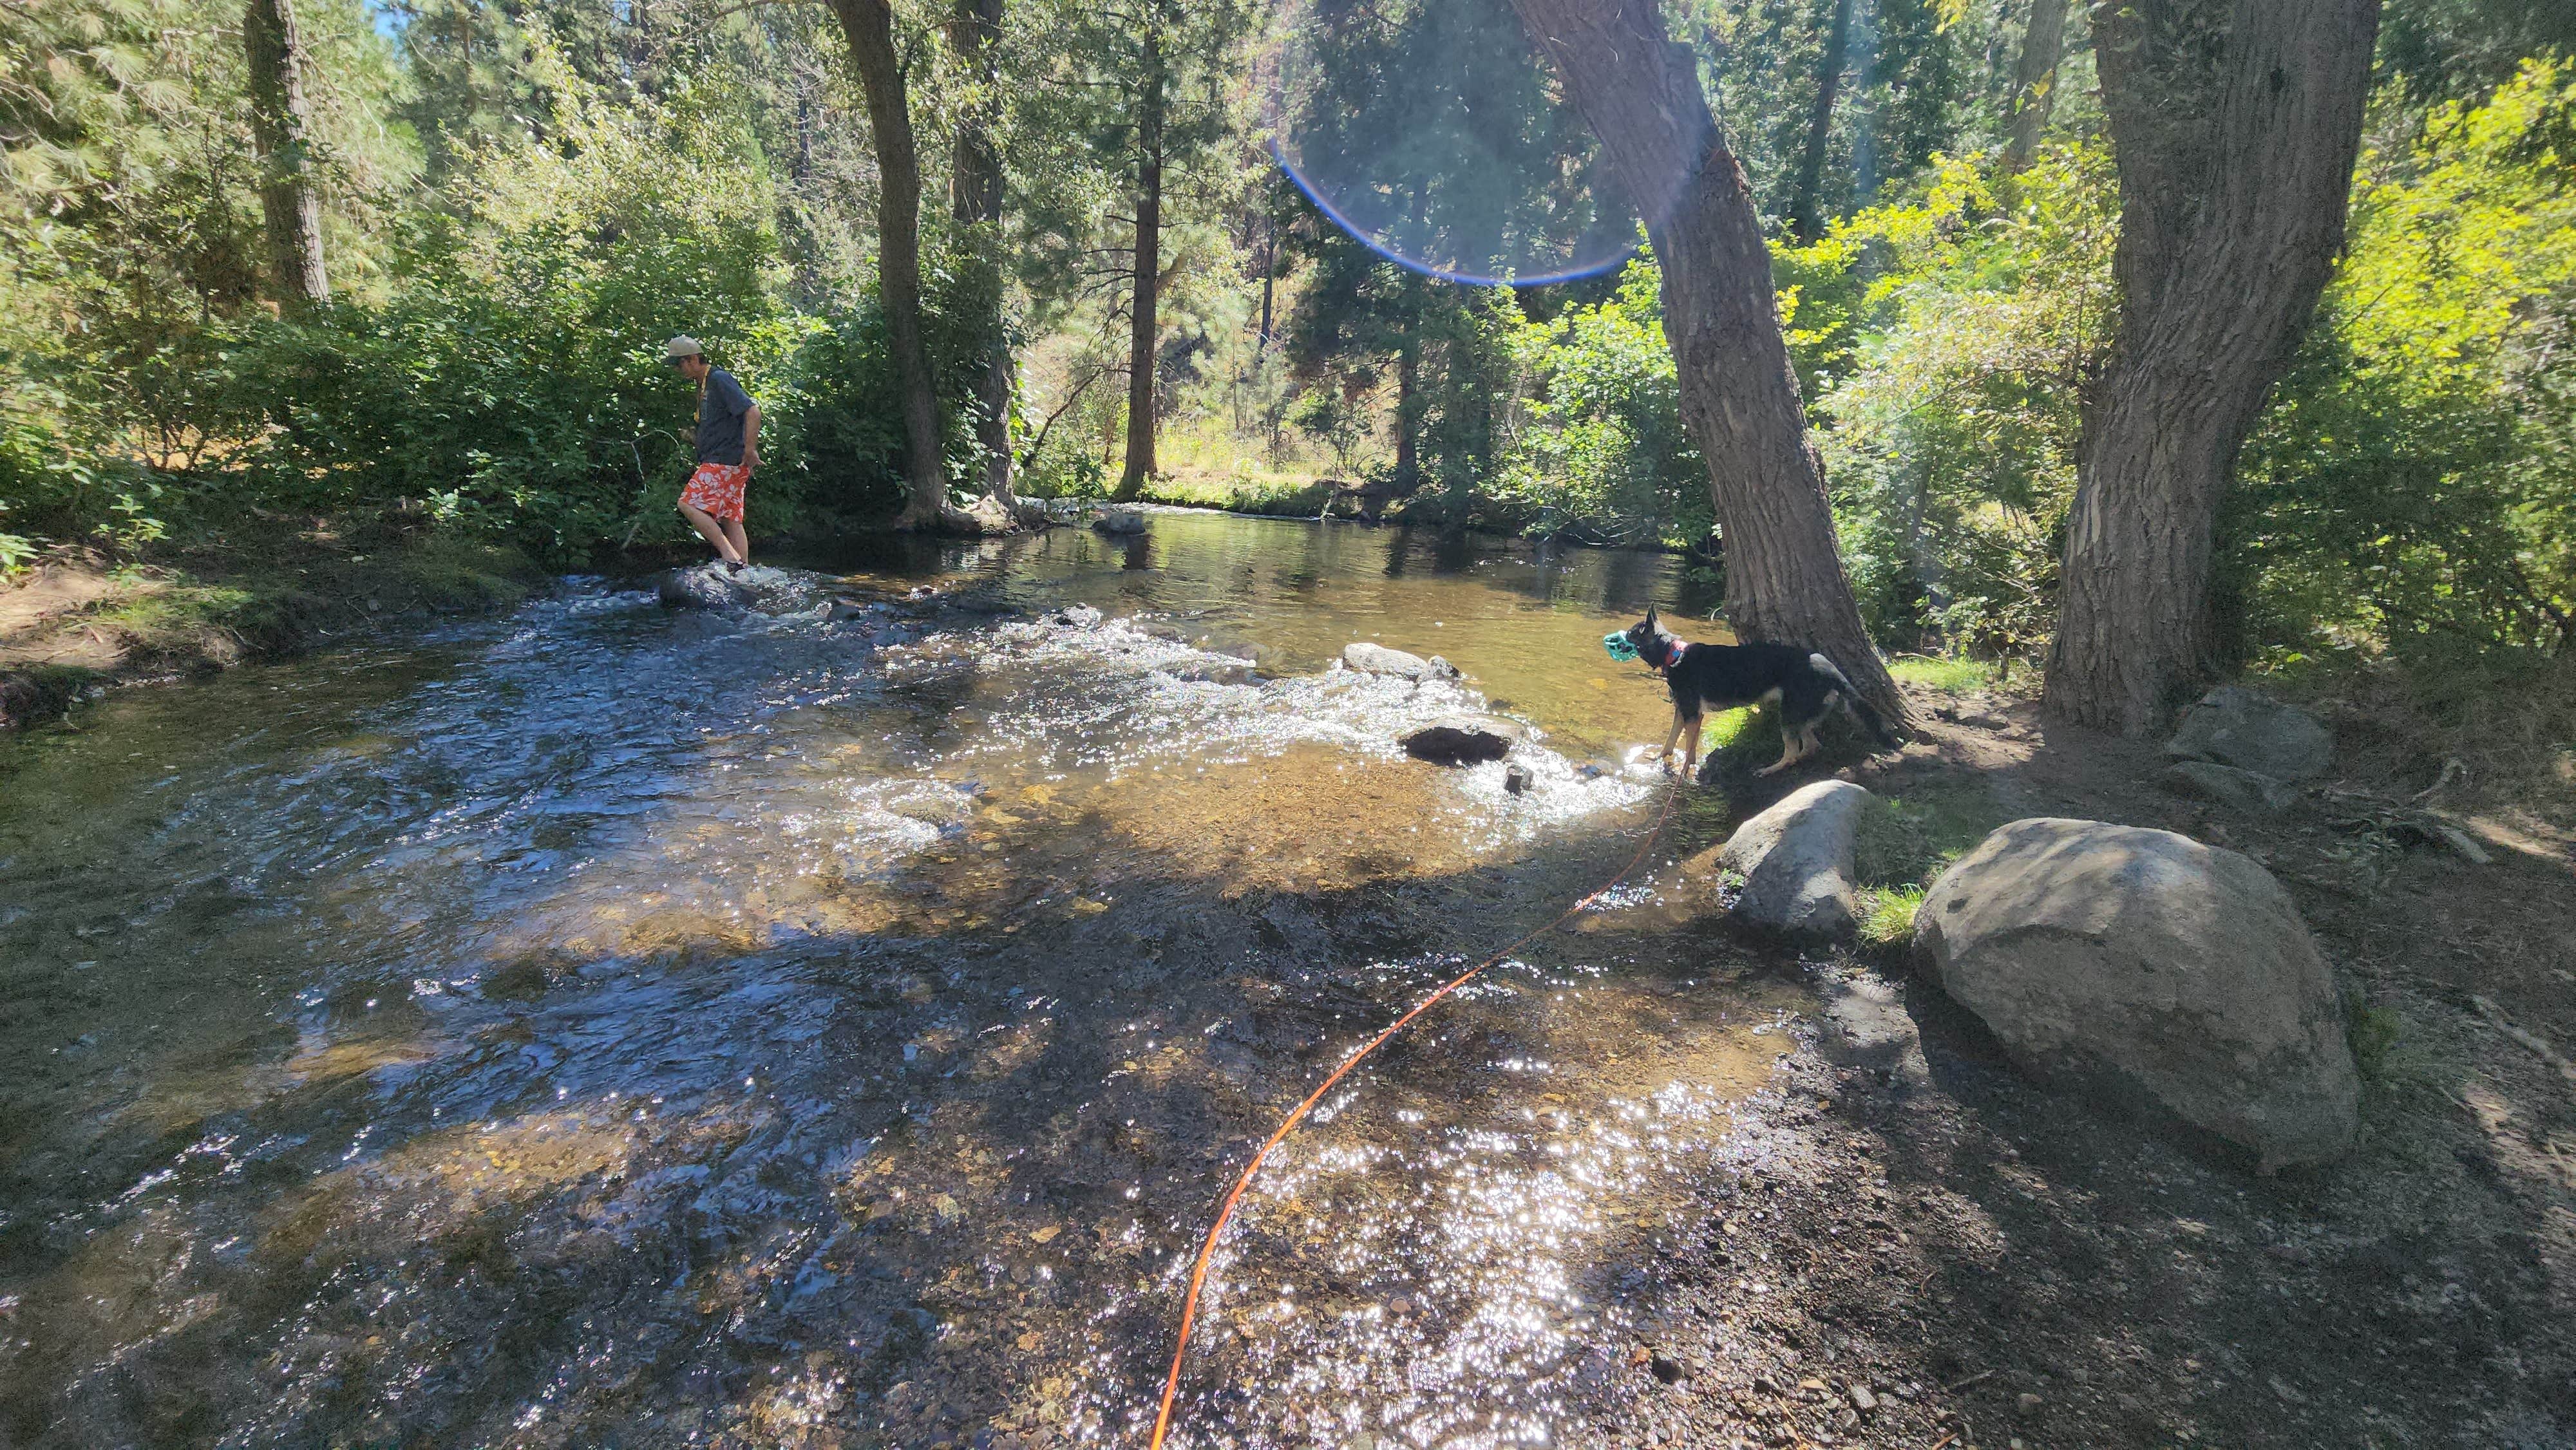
[2470,995,2576,1085]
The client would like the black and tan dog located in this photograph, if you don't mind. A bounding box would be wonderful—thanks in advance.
[1606,606,1902,778]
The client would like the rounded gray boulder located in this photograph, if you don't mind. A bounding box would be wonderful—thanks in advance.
[1716,779,1871,941]
[1915,818,2360,1169]
[2165,686,2334,783]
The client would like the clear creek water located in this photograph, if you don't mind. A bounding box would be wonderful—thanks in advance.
[0,513,1812,1449]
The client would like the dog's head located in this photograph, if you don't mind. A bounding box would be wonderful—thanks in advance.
[1603,604,1669,664]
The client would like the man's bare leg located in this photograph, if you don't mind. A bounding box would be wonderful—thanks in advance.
[679,502,744,565]
[721,518,750,567]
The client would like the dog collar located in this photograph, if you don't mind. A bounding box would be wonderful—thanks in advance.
[1653,637,1687,673]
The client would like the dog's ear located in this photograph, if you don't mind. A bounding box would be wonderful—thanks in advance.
[1643,603,1659,630]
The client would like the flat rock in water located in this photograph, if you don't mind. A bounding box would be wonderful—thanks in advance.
[2165,686,2334,782]
[657,565,757,610]
[1715,780,1871,940]
[1341,642,1459,681]
[1914,817,2360,1169]
[2161,759,2301,815]
[1400,715,1521,766]
[1092,508,1149,535]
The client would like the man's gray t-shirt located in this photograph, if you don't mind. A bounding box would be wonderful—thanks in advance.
[695,368,755,465]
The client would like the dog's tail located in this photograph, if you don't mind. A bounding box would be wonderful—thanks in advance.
[1808,652,1904,752]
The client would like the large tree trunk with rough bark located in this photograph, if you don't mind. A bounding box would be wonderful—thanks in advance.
[831,0,976,531]
[951,0,1019,516]
[1112,24,1166,502]
[2001,0,2070,172]
[2042,0,2379,733]
[1509,0,1906,724]
[243,0,328,310]
[1788,0,1853,245]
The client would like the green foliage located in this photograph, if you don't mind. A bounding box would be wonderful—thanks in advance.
[1794,140,2118,659]
[2230,62,2576,661]
[1490,256,1710,546]
[1855,884,1924,949]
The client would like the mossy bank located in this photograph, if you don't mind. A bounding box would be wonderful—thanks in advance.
[1,531,543,730]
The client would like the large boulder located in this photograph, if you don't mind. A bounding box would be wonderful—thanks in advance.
[1401,715,1522,766]
[1092,507,1149,535]
[2165,686,2334,783]
[1716,780,1871,941]
[1915,818,2360,1169]
[1340,642,1460,681]
[657,564,756,610]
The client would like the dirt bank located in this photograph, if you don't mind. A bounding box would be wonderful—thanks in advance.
[1555,687,2575,1449]
[0,530,541,730]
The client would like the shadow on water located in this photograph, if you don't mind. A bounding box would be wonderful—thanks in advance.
[0,514,1783,1449]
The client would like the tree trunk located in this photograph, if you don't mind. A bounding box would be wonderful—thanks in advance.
[2042,0,2379,733]
[951,0,1019,515]
[1256,212,1276,357]
[1510,0,1907,725]
[831,0,975,531]
[243,0,329,310]
[2000,0,2069,172]
[1394,335,1419,490]
[1788,0,1854,245]
[1112,23,1165,502]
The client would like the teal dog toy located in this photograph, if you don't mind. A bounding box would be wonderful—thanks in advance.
[1602,629,1640,663]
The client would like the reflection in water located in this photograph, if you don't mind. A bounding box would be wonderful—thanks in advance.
[0,513,1780,1449]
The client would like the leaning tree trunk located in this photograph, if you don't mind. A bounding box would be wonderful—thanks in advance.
[1510,0,1906,724]
[831,0,977,531]
[243,0,328,310]
[951,0,1020,516]
[2041,0,2379,734]
[1112,23,1166,502]
[1788,0,1854,245]
[2000,0,2070,173]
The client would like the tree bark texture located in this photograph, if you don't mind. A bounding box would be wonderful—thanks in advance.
[2042,0,2379,733]
[2001,0,2070,172]
[1789,0,1854,245]
[243,0,329,310]
[831,0,973,531]
[1113,22,1166,502]
[1509,0,1906,724]
[950,0,1019,513]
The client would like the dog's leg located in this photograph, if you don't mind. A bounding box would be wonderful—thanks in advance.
[1658,706,1686,770]
[1681,711,1705,778]
[1756,720,1804,776]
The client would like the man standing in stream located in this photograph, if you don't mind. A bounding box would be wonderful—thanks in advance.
[668,335,760,570]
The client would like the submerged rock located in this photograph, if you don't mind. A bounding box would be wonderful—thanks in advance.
[657,564,757,610]
[2166,686,2334,783]
[1716,780,1871,940]
[1092,508,1149,535]
[1401,716,1522,766]
[1914,817,2360,1169]
[1340,642,1460,681]
[2161,759,2302,815]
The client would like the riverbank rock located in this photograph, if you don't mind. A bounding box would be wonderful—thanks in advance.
[1914,818,2360,1169]
[1716,780,1871,940]
[2166,686,2334,783]
[657,564,757,610]
[2161,759,2302,815]
[1401,715,1522,766]
[1340,642,1461,681]
[1092,508,1149,535]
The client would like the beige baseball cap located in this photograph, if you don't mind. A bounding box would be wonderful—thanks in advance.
[663,335,703,361]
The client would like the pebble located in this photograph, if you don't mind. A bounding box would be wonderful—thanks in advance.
[2016,1391,2043,1413]
[1849,1385,1878,1413]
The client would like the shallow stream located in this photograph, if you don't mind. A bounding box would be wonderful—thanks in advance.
[1,513,1812,1449]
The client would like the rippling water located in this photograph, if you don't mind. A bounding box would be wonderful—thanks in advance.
[0,513,1807,1449]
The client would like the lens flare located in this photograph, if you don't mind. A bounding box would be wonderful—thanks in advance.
[1262,0,1680,285]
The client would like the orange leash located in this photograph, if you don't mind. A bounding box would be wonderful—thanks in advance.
[1145,779,1683,1449]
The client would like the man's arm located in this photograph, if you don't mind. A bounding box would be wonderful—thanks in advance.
[741,404,761,471]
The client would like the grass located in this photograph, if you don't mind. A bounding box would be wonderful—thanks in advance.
[1135,469,1334,516]
[1889,654,2018,695]
[1848,782,2012,952]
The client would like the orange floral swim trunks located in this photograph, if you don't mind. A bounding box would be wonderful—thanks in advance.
[680,462,750,523]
